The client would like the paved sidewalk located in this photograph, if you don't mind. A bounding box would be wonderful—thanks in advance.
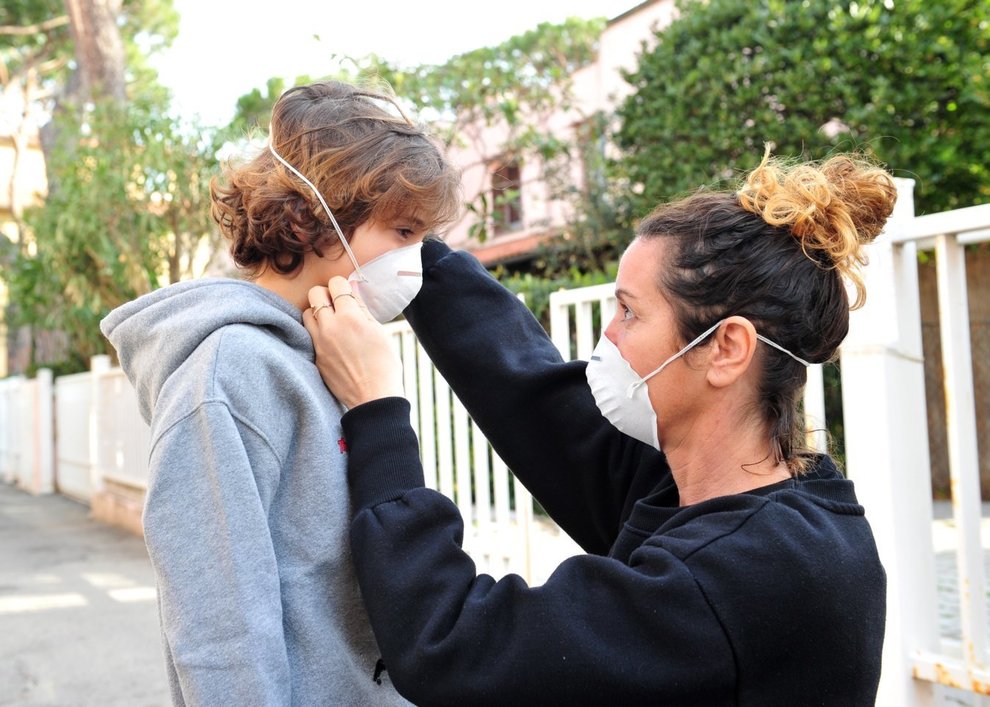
[0,483,169,707]
[1,483,987,706]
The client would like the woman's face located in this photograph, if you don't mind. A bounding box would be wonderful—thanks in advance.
[604,237,709,446]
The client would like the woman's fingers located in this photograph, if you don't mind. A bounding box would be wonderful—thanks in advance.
[303,278,404,409]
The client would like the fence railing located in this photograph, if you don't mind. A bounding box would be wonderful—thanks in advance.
[1,178,987,702]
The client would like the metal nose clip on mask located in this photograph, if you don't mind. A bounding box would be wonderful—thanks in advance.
[585,319,811,452]
[268,136,424,323]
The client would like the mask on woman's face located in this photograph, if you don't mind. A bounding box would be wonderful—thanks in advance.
[268,137,423,323]
[585,319,810,452]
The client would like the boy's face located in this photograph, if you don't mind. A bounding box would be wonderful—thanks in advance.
[348,217,429,267]
[312,216,428,284]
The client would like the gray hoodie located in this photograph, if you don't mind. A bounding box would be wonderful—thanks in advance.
[101,278,409,706]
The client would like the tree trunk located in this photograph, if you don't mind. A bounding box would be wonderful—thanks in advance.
[62,0,125,103]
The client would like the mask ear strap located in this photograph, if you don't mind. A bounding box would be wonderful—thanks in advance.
[755,334,811,367]
[268,131,368,282]
[630,319,726,395]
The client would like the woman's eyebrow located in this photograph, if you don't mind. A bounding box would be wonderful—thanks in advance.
[615,287,639,301]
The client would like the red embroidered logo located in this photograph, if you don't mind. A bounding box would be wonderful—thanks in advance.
[338,438,348,454]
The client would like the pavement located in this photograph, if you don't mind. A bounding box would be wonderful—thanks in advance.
[0,483,169,707]
[1,482,987,706]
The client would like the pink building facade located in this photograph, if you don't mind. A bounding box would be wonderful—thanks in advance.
[444,0,677,265]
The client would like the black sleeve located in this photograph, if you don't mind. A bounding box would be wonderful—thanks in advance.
[343,399,733,707]
[403,239,671,553]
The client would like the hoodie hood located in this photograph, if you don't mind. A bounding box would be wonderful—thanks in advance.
[100,278,313,423]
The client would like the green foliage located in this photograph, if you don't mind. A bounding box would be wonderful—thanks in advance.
[8,99,219,370]
[0,0,178,108]
[0,0,73,86]
[226,18,610,246]
[119,0,179,107]
[497,264,618,331]
[364,17,606,144]
[616,0,990,216]
[361,18,607,244]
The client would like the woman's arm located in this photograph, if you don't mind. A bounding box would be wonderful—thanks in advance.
[146,402,290,705]
[400,239,670,551]
[343,398,732,706]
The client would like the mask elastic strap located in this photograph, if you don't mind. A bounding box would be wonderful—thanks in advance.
[756,334,812,367]
[627,319,811,396]
[267,134,368,282]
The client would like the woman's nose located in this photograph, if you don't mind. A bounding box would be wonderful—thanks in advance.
[604,315,619,344]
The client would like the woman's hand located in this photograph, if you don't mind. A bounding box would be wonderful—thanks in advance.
[303,276,405,409]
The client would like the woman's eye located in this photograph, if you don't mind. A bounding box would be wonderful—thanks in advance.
[619,304,634,321]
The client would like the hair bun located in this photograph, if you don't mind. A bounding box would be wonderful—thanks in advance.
[737,146,897,309]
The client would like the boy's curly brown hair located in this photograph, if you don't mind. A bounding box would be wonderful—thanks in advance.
[211,80,462,276]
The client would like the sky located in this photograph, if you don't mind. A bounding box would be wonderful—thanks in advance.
[154,0,641,127]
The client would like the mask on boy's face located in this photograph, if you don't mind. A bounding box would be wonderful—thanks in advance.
[585,319,811,452]
[347,242,424,323]
[267,137,423,323]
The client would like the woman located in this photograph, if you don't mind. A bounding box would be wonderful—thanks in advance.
[101,80,459,705]
[306,150,893,705]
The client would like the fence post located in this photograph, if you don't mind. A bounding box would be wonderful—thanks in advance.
[840,178,935,706]
[89,355,111,498]
[32,367,55,494]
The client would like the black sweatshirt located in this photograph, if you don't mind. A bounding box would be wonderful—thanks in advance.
[341,239,886,706]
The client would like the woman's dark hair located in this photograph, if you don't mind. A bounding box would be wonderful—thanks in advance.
[211,80,462,275]
[637,149,897,472]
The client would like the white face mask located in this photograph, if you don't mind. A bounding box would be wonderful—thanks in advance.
[347,242,423,323]
[585,319,811,451]
[268,137,424,323]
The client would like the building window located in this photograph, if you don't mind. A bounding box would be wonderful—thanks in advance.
[491,159,523,235]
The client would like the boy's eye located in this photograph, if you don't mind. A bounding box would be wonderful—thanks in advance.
[396,228,415,239]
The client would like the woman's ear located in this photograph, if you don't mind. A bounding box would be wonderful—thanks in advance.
[706,316,758,388]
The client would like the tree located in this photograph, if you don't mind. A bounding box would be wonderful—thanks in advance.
[63,0,125,102]
[2,0,221,375]
[6,100,219,372]
[615,0,990,216]
[363,17,609,244]
[1,1,73,244]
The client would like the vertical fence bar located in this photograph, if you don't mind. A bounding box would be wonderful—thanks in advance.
[599,296,616,337]
[434,375,455,498]
[452,396,473,524]
[935,232,986,674]
[416,341,437,490]
[31,369,54,495]
[492,452,511,530]
[0,377,24,484]
[491,451,512,574]
[17,380,34,488]
[513,476,534,582]
[575,301,595,360]
[401,331,420,436]
[549,292,571,359]
[803,364,828,453]
[89,355,111,497]
[841,179,936,706]
[472,420,491,529]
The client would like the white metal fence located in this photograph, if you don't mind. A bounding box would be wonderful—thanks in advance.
[53,371,93,502]
[0,178,987,703]
[850,182,990,706]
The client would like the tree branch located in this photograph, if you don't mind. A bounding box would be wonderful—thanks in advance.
[0,16,71,37]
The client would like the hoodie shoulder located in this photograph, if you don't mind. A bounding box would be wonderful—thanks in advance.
[101,279,313,425]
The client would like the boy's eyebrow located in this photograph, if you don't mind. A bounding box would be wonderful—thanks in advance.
[403,215,428,230]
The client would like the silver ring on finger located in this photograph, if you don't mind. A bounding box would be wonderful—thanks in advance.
[312,303,331,319]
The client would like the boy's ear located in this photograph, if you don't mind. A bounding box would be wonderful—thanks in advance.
[706,316,758,389]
